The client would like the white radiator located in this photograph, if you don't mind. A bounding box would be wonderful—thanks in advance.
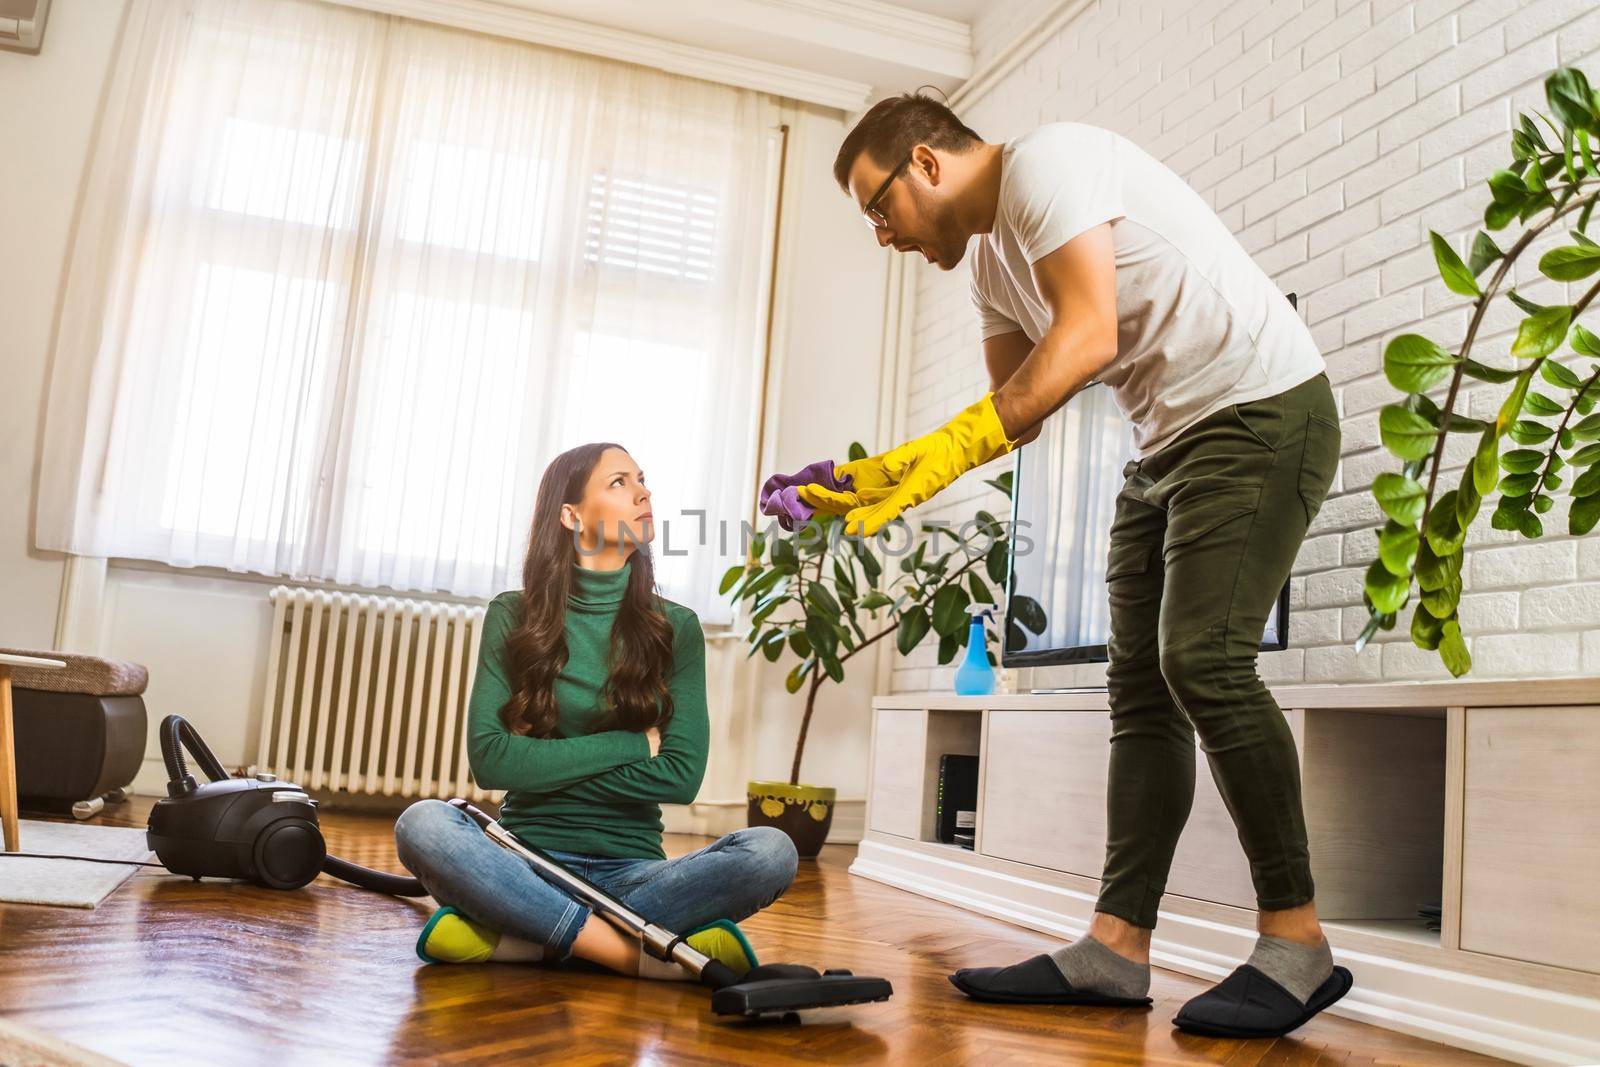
[256,585,497,802]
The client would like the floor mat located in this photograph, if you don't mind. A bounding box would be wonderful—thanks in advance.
[0,819,153,908]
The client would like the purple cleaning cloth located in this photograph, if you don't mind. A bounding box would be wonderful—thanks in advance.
[759,459,855,531]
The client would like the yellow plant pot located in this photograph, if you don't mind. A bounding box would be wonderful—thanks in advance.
[746,780,836,858]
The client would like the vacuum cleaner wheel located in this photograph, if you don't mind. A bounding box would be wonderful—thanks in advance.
[252,818,326,890]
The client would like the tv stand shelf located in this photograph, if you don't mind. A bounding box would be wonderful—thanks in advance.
[853,679,1600,1066]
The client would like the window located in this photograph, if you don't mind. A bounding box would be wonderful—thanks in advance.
[585,172,718,283]
[39,0,779,623]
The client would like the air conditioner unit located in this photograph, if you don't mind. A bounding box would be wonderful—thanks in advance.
[0,0,50,55]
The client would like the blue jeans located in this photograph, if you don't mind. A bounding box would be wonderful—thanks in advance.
[393,799,799,961]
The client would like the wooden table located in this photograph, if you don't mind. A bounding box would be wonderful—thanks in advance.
[0,653,66,852]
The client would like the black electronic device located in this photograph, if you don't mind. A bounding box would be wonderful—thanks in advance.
[145,714,425,894]
[935,754,979,845]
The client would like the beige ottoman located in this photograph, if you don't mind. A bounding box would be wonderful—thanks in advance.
[0,647,149,849]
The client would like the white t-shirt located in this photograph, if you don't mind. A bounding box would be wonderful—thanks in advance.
[970,122,1326,457]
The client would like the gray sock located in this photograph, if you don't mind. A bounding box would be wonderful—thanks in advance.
[1246,935,1333,1004]
[1047,936,1151,1000]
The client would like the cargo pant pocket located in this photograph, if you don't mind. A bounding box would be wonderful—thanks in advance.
[1297,413,1341,524]
[1163,488,1260,555]
[1231,391,1288,452]
[1106,540,1153,580]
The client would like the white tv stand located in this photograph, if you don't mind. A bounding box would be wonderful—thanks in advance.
[851,679,1600,1066]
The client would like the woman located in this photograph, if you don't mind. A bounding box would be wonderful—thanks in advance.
[395,442,798,980]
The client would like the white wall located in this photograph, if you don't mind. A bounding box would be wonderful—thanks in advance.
[893,0,1600,693]
[745,105,889,802]
[1,7,888,828]
[0,0,127,649]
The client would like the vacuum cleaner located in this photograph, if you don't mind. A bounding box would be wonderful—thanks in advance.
[146,714,426,894]
[444,798,893,1018]
[143,716,895,1019]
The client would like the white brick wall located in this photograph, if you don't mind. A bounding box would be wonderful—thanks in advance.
[891,0,1600,692]
[968,0,1066,70]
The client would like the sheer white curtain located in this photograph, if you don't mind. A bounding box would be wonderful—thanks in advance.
[1008,384,1135,655]
[36,0,778,623]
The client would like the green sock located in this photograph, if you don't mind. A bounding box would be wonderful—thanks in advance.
[416,907,543,964]
[420,907,759,978]
[688,918,759,977]
[636,919,759,981]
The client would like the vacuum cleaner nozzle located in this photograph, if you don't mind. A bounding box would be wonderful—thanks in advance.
[445,797,894,1021]
[710,963,894,1018]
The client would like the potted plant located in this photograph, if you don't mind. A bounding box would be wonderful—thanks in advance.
[1356,66,1600,675]
[723,447,1047,856]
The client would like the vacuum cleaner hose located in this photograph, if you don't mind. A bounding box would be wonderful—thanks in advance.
[322,855,427,896]
[159,714,233,794]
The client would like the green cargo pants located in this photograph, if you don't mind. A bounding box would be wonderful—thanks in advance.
[1094,372,1341,929]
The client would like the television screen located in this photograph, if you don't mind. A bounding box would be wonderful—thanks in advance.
[1001,381,1290,667]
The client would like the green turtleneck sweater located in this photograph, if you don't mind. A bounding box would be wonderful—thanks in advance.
[465,563,708,860]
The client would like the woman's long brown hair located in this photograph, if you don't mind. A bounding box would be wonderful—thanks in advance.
[500,442,677,739]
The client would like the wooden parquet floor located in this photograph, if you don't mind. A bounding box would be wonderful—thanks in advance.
[0,798,1507,1066]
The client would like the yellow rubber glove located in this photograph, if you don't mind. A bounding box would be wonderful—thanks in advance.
[798,392,1019,537]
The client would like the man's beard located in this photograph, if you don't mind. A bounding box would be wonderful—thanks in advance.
[914,188,970,270]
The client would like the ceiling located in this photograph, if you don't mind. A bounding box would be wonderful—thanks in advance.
[476,0,982,109]
[887,0,989,22]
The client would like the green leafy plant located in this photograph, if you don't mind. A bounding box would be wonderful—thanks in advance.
[1358,67,1600,675]
[724,445,1046,785]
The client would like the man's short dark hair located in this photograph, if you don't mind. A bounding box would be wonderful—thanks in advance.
[832,91,983,193]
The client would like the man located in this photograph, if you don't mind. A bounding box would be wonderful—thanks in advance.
[759,93,1348,1039]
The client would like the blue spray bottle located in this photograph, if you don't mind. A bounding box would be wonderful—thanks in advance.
[954,603,998,695]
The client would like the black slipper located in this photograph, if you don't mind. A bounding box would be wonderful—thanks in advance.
[1173,964,1353,1038]
[948,953,1153,1006]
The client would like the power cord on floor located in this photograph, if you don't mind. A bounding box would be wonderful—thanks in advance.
[0,852,166,868]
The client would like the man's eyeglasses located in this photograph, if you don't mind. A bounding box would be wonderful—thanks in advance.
[860,154,912,230]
